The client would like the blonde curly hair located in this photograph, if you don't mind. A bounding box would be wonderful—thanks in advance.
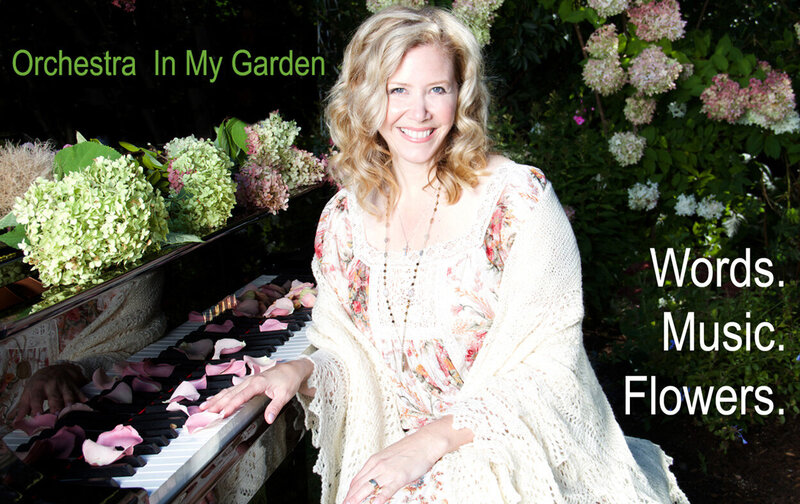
[325,6,491,216]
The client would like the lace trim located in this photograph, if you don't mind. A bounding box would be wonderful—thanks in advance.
[349,159,518,265]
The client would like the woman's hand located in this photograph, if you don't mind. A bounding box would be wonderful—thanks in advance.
[343,416,473,504]
[200,359,314,423]
[13,363,88,421]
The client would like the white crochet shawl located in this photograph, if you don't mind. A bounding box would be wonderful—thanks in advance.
[299,167,689,504]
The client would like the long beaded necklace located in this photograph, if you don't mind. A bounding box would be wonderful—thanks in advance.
[382,185,441,372]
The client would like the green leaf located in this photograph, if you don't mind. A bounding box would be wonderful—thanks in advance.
[736,57,753,76]
[226,118,249,153]
[0,225,25,249]
[714,34,732,56]
[746,132,763,155]
[538,0,556,8]
[76,131,88,144]
[164,232,204,246]
[764,135,780,159]
[119,141,141,153]
[53,142,122,179]
[711,53,728,71]
[0,212,18,229]
[143,152,162,169]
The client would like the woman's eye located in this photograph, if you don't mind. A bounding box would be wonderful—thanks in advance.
[431,86,447,94]
[389,87,406,95]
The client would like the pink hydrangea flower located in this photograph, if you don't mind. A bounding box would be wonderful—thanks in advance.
[234,162,290,214]
[588,0,629,18]
[573,115,586,125]
[744,66,796,126]
[628,46,682,96]
[585,24,619,59]
[582,57,626,96]
[624,95,657,125]
[700,74,748,123]
[627,0,686,42]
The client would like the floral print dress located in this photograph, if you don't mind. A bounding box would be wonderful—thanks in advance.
[313,161,548,502]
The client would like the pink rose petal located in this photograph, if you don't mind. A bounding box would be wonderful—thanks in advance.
[259,318,288,332]
[188,311,205,322]
[92,368,116,390]
[184,411,224,434]
[212,338,246,360]
[264,297,294,317]
[83,424,142,466]
[243,355,275,375]
[166,402,189,415]
[188,375,207,390]
[205,359,248,377]
[115,360,174,379]
[132,376,162,393]
[43,425,86,459]
[176,339,214,361]
[233,299,260,316]
[205,319,235,333]
[287,281,314,298]
[104,382,133,404]
[167,381,201,403]
[300,292,316,308]
[13,413,57,436]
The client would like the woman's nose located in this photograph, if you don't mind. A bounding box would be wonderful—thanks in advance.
[408,94,431,122]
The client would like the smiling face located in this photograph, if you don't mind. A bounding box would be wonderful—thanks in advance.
[378,44,458,174]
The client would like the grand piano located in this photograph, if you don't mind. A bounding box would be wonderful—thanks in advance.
[0,187,331,503]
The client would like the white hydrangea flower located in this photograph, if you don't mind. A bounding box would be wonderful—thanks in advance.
[723,211,745,237]
[627,180,659,211]
[674,193,697,216]
[668,101,687,118]
[769,110,800,135]
[609,131,646,166]
[696,195,725,220]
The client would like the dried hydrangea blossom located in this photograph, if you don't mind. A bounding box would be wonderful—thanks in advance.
[609,131,647,166]
[626,0,686,42]
[582,57,626,96]
[628,46,682,96]
[696,195,724,220]
[627,180,660,211]
[13,155,168,286]
[674,193,696,216]
[245,112,301,169]
[585,24,619,59]
[741,66,797,130]
[234,162,290,214]
[700,74,748,123]
[366,0,426,14]
[624,95,657,125]
[452,0,504,46]
[0,140,55,217]
[164,136,236,235]
[588,0,629,18]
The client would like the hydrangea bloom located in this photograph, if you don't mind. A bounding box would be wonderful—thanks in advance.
[582,57,626,96]
[741,66,797,131]
[13,155,168,286]
[699,74,747,123]
[668,101,687,118]
[235,162,290,214]
[585,24,619,59]
[674,193,696,216]
[627,180,659,211]
[366,0,426,14]
[722,212,745,237]
[696,195,724,220]
[624,95,657,125]
[609,131,646,166]
[283,147,326,189]
[246,112,301,168]
[626,0,686,42]
[451,0,504,46]
[628,46,682,96]
[588,0,629,18]
[769,110,800,135]
[165,136,236,235]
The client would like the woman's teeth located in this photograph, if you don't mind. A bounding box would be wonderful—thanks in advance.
[400,128,433,139]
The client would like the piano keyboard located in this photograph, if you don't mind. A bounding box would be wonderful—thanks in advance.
[3,274,314,504]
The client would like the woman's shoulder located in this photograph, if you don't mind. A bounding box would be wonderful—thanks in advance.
[314,187,355,260]
[483,155,552,211]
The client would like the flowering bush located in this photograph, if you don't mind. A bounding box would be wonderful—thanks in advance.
[627,180,659,211]
[608,131,646,166]
[164,136,236,235]
[626,0,686,42]
[13,155,168,287]
[673,193,696,216]
[627,46,682,96]
[582,57,626,96]
[365,0,426,14]
[699,74,748,123]
[585,24,619,59]
[451,0,505,46]
[695,195,725,220]
[587,0,628,18]
[623,95,657,125]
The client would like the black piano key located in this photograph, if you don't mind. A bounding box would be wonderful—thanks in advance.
[61,462,136,478]
[132,442,160,456]
[119,455,147,468]
[55,477,121,488]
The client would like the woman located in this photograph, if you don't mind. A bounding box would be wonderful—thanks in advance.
[202,7,689,504]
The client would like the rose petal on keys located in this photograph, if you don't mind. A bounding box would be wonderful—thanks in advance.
[243,355,275,375]
[259,318,288,332]
[57,403,94,418]
[188,375,207,390]
[132,376,162,393]
[104,382,133,404]
[233,299,260,317]
[143,360,175,378]
[166,402,189,415]
[184,411,224,434]
[187,405,202,415]
[167,380,201,403]
[259,284,285,299]
[188,311,205,322]
[177,339,214,361]
[13,413,57,436]
[212,338,246,360]
[92,368,116,390]
[300,292,316,308]
[264,297,294,317]
[47,425,86,459]
[205,359,248,377]
[205,319,235,333]
[83,424,143,466]
[287,281,314,298]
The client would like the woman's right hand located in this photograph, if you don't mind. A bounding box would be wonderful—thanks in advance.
[199,359,314,423]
